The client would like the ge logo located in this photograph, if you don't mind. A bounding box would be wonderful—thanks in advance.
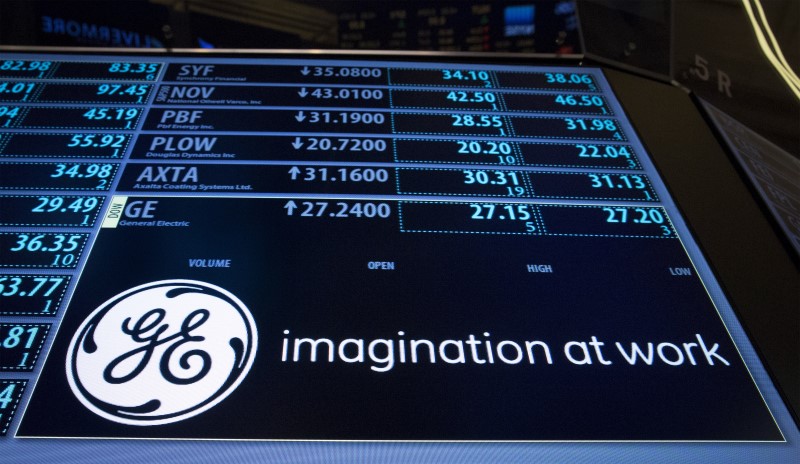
[66,280,257,426]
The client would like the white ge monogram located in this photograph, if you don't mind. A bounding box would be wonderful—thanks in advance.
[66,280,257,426]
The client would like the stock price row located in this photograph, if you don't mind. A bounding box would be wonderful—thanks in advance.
[0,199,674,271]
[145,109,624,141]
[0,106,624,141]
[0,165,656,212]
[115,164,657,201]
[0,81,611,116]
[0,133,639,170]
[165,64,601,92]
[278,199,675,238]
[109,196,674,239]
[0,60,601,93]
[155,85,612,115]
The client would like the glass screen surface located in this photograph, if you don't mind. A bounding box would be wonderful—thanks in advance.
[0,53,796,462]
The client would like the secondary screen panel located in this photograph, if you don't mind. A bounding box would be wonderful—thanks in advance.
[0,53,794,459]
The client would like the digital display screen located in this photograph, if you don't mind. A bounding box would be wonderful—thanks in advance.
[0,52,796,462]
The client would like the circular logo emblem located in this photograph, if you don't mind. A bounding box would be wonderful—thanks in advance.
[66,280,257,426]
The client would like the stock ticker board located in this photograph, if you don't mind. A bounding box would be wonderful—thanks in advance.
[0,53,792,455]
